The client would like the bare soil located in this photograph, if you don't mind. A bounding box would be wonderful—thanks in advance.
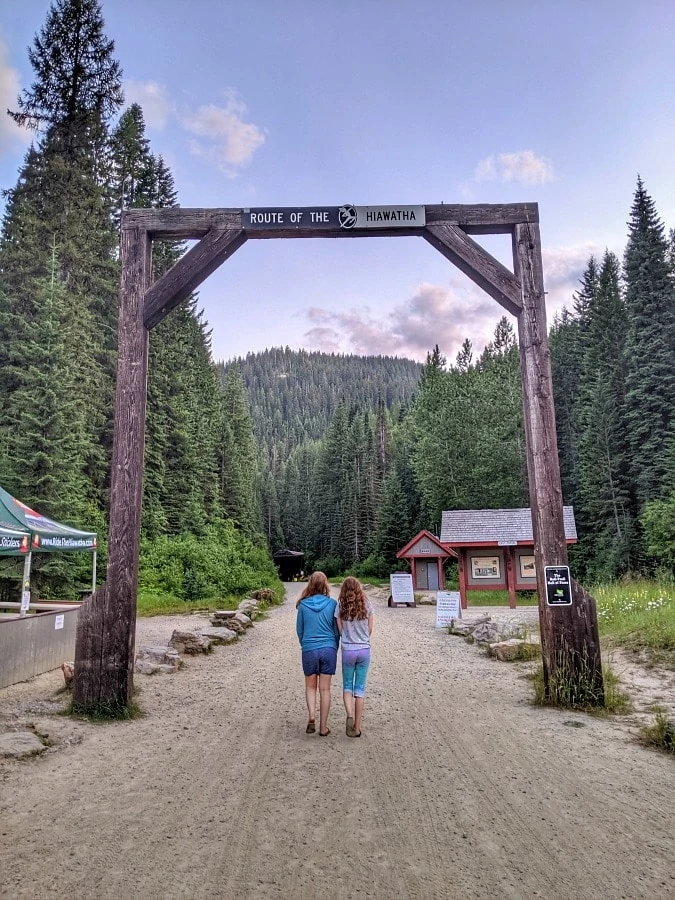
[1,585,674,899]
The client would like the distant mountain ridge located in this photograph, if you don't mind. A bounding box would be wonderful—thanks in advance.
[219,347,422,453]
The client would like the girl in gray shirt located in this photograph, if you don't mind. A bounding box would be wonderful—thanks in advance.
[335,576,374,737]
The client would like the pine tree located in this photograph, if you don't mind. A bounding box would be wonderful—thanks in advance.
[623,178,675,509]
[577,251,633,577]
[0,0,123,596]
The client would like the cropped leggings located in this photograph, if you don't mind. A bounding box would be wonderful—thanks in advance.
[341,647,371,698]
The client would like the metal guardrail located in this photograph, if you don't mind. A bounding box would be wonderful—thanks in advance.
[0,606,80,689]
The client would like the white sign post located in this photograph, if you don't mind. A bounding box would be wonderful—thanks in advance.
[435,591,461,628]
[389,573,415,607]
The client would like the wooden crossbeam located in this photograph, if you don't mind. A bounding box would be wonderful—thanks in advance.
[143,228,247,329]
[123,203,539,240]
[423,223,522,315]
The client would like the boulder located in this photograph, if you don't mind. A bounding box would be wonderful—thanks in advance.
[0,731,46,759]
[489,639,540,662]
[212,609,238,620]
[61,661,75,687]
[447,620,473,636]
[250,588,276,603]
[472,620,525,646]
[232,612,253,629]
[201,626,238,644]
[169,630,212,655]
[237,599,261,619]
[135,646,182,675]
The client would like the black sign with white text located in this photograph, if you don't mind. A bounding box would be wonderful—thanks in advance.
[243,205,426,231]
[544,565,573,606]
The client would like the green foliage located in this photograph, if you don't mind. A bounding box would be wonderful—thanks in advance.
[409,319,527,524]
[531,660,630,713]
[640,710,675,755]
[137,522,282,610]
[641,493,675,573]
[593,580,675,654]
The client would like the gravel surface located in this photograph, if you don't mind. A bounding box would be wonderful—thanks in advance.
[0,586,673,899]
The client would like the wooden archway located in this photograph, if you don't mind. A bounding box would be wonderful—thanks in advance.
[73,203,604,709]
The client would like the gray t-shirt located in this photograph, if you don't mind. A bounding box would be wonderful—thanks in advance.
[335,601,373,649]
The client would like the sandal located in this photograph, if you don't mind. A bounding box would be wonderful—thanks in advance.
[346,716,355,737]
[306,720,316,734]
[319,728,331,737]
[348,729,361,738]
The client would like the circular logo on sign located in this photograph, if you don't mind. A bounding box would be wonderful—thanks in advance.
[338,205,357,229]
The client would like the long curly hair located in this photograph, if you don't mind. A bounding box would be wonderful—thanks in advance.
[296,571,331,608]
[338,576,368,621]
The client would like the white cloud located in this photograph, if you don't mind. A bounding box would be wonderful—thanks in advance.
[474,150,554,185]
[181,90,266,176]
[0,38,31,157]
[542,242,601,315]
[122,81,265,177]
[303,280,505,363]
[124,79,172,130]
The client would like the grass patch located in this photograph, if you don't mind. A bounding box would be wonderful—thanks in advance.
[640,710,675,756]
[65,697,143,722]
[531,660,631,714]
[593,580,675,664]
[464,589,538,607]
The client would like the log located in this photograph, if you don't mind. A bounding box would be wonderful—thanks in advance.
[73,226,151,711]
[513,222,604,704]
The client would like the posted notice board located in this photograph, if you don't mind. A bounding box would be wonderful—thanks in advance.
[436,591,461,628]
[390,572,415,607]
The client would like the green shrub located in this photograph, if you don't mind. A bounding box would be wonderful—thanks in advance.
[137,522,283,614]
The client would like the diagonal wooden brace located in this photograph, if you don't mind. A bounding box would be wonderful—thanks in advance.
[423,223,522,316]
[143,227,247,329]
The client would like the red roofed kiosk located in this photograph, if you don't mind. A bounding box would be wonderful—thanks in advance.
[440,507,577,609]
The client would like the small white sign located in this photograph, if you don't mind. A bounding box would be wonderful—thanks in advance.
[436,591,461,627]
[54,614,65,630]
[390,572,415,606]
[20,590,30,613]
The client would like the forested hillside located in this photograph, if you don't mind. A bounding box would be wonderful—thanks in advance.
[220,348,421,455]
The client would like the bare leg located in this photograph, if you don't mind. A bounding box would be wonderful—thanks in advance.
[343,691,354,718]
[305,674,317,723]
[354,696,365,735]
[319,674,332,734]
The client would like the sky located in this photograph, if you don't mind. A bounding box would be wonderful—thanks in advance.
[0,0,674,364]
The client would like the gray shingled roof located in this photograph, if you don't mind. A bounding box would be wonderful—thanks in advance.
[440,507,576,544]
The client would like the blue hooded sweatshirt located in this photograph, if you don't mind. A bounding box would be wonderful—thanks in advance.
[296,594,340,652]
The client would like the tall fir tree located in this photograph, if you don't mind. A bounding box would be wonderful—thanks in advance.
[0,0,123,592]
[623,178,675,509]
[577,251,633,577]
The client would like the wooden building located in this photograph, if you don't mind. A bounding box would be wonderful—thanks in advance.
[396,530,456,591]
[440,507,577,609]
[273,549,305,582]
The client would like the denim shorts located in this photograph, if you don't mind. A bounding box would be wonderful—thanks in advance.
[341,647,371,698]
[301,646,337,676]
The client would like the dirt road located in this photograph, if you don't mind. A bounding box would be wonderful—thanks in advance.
[1,584,673,899]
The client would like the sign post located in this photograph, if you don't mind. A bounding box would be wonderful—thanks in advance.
[544,565,573,606]
[389,573,415,607]
[435,591,461,628]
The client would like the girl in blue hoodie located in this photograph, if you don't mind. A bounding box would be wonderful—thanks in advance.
[296,571,339,736]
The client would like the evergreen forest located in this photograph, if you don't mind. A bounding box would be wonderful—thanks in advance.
[1,0,675,606]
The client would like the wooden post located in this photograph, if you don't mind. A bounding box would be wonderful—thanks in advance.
[513,223,604,704]
[73,225,151,710]
[458,549,468,610]
[506,548,517,609]
[437,557,445,590]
